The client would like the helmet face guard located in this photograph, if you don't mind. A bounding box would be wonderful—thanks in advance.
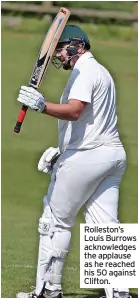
[52,38,87,70]
[51,56,62,69]
[52,52,72,70]
[51,41,71,69]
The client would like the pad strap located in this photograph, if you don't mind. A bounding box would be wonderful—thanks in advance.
[53,248,69,259]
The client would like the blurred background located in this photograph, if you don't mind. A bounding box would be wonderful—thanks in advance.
[1,1,138,298]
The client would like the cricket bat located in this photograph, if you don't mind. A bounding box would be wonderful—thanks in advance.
[14,7,70,133]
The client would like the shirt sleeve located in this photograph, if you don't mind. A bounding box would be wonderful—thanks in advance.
[68,63,95,103]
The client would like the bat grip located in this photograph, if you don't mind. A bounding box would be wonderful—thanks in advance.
[13,105,28,133]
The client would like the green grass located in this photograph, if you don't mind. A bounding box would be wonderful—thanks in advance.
[2,28,138,298]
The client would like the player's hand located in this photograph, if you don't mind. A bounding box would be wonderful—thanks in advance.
[17,86,46,112]
[38,147,60,174]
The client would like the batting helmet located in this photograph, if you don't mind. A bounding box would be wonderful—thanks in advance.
[58,25,90,50]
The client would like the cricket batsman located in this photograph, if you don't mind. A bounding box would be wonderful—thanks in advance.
[16,25,131,298]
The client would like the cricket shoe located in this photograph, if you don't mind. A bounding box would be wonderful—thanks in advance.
[42,289,63,298]
[113,291,132,298]
[16,291,38,298]
[100,294,132,298]
[16,289,62,298]
[16,287,44,298]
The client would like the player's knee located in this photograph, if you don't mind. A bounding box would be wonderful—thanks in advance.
[38,196,72,239]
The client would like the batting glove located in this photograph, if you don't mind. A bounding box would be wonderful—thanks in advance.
[38,147,60,174]
[17,86,46,112]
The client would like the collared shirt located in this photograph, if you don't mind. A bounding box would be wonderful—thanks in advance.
[58,52,122,152]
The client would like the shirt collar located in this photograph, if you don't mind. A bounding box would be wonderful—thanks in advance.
[74,51,94,69]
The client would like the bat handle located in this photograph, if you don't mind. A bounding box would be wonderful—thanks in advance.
[13,105,28,133]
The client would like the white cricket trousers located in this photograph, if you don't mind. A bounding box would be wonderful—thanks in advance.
[46,145,129,297]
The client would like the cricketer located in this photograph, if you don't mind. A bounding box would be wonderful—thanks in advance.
[16,25,131,298]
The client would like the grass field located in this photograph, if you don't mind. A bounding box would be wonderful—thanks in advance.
[1,27,138,298]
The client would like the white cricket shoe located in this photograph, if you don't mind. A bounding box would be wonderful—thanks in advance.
[16,291,38,298]
[16,290,62,298]
[100,294,132,298]
[114,292,132,298]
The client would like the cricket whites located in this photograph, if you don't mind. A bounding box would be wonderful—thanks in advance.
[14,7,70,133]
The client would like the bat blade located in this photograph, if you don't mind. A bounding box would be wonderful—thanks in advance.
[29,7,70,88]
[14,7,70,133]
